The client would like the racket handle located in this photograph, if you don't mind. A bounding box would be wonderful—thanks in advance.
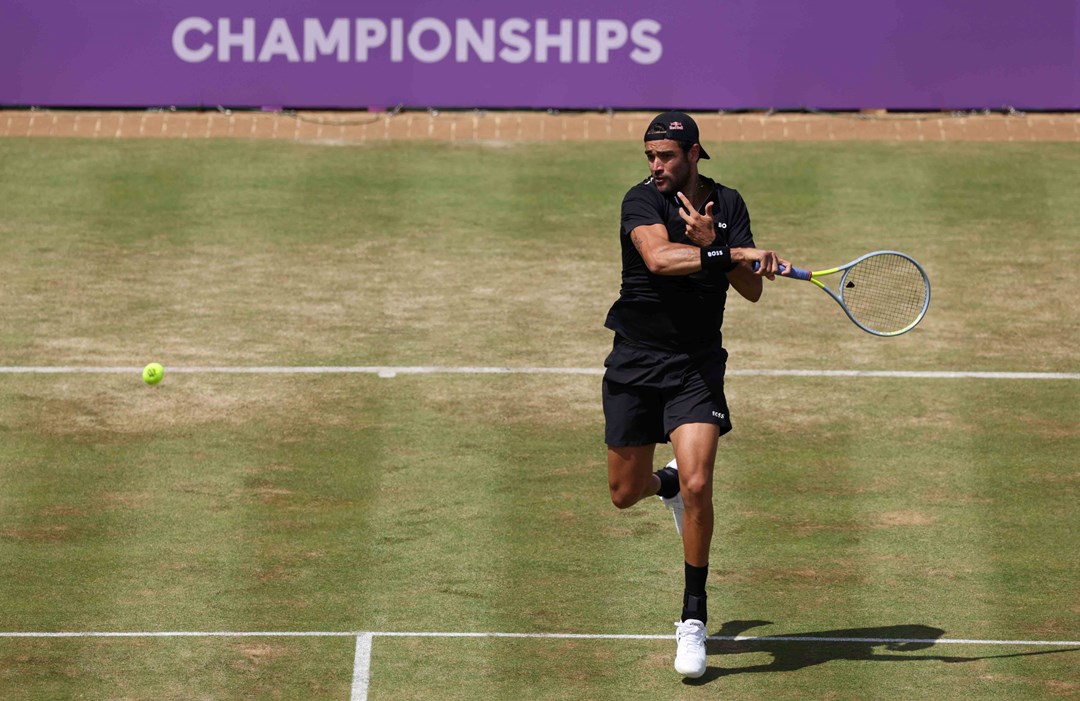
[752,261,812,281]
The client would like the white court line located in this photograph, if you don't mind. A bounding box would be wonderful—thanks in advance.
[0,366,1077,380]
[4,630,1075,701]
[0,631,1077,646]
[350,634,373,701]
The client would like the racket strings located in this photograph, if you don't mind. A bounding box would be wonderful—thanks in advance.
[840,254,928,334]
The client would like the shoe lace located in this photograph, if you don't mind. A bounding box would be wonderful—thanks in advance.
[676,620,705,643]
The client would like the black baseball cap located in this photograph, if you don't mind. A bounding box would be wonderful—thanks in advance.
[644,111,711,159]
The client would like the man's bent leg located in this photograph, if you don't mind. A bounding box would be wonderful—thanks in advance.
[607,445,659,509]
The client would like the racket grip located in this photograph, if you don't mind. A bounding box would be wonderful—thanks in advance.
[752,261,812,280]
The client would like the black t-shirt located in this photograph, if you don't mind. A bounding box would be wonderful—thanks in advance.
[604,176,756,351]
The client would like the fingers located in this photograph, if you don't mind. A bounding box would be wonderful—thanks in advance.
[676,192,711,223]
[747,250,794,280]
[677,191,717,247]
[676,192,694,226]
[752,250,779,280]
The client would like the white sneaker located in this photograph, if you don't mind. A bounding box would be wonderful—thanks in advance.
[674,618,707,678]
[658,459,684,536]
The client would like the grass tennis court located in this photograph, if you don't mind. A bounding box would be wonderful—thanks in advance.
[0,137,1077,699]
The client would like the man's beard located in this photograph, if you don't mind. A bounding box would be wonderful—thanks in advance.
[656,165,690,194]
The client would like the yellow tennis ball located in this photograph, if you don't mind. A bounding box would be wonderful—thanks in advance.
[142,362,164,385]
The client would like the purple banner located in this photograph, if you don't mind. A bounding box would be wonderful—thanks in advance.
[2,1,1077,110]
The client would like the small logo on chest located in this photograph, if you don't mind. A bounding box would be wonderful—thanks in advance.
[716,222,728,229]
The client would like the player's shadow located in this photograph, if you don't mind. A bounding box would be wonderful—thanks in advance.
[686,620,1080,685]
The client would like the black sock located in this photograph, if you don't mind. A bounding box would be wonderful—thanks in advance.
[654,465,680,499]
[682,562,708,624]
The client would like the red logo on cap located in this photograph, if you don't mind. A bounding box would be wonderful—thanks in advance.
[669,121,684,130]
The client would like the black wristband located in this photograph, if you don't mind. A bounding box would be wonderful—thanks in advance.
[701,245,737,272]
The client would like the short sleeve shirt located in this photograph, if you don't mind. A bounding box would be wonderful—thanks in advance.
[604,176,756,351]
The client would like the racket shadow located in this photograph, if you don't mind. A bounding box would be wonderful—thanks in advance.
[684,620,1080,685]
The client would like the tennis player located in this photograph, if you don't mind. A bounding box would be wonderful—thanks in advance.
[603,111,792,678]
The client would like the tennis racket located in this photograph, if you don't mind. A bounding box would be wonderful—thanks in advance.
[758,250,931,337]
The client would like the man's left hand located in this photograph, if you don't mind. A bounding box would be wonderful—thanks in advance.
[676,192,716,247]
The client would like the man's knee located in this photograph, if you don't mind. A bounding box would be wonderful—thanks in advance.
[679,469,712,505]
[609,481,644,509]
[607,445,655,510]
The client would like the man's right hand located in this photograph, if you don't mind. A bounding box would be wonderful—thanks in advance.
[733,248,793,280]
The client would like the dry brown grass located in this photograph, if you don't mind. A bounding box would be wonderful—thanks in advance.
[5,109,1079,143]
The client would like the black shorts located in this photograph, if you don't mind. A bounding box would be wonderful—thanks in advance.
[602,335,733,446]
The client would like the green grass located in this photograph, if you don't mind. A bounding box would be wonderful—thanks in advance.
[0,139,1077,699]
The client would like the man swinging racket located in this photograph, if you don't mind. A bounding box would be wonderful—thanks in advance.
[602,111,793,678]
